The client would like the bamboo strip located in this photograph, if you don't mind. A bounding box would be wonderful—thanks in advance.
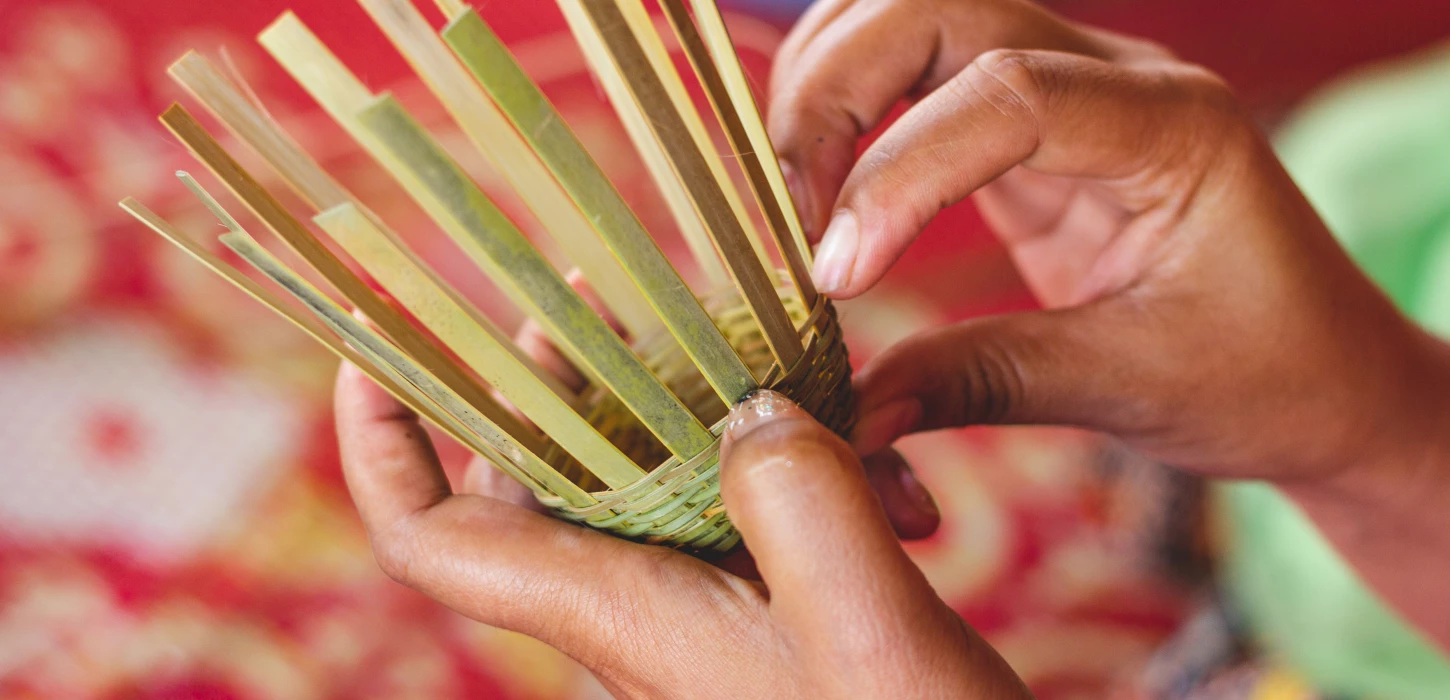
[167,51,576,402]
[352,0,661,339]
[557,0,802,370]
[118,195,551,497]
[657,0,817,307]
[531,0,732,289]
[613,0,773,274]
[439,10,760,406]
[316,202,646,488]
[356,94,717,461]
[219,225,594,506]
[256,13,605,391]
[158,104,545,455]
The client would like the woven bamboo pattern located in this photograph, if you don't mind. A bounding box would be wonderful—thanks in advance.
[120,0,854,553]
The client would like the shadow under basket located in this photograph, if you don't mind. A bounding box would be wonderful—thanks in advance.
[540,283,854,553]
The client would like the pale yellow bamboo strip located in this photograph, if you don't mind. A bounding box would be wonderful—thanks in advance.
[256,14,608,392]
[353,0,661,339]
[434,0,465,16]
[158,104,546,455]
[678,1,814,277]
[118,196,553,498]
[316,202,646,488]
[657,0,817,307]
[545,0,730,288]
[558,0,802,370]
[218,225,594,506]
[440,11,760,406]
[167,51,576,403]
[356,94,718,461]
[613,0,773,275]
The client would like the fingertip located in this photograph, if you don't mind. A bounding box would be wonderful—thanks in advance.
[335,359,413,426]
[862,450,940,540]
[850,396,923,456]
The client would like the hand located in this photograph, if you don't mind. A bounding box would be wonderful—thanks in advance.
[770,0,1450,647]
[335,367,1031,698]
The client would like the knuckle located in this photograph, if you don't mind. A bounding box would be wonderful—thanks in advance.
[370,518,421,585]
[966,49,1045,113]
[952,328,1028,425]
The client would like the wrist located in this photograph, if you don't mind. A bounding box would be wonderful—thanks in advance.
[1282,330,1450,524]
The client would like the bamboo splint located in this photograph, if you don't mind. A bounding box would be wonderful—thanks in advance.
[121,0,855,552]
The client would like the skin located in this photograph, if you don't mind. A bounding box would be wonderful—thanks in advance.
[334,0,1450,695]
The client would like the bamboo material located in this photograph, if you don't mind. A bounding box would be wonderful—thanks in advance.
[167,51,575,402]
[125,0,860,552]
[612,0,773,275]
[557,0,803,371]
[315,201,646,488]
[541,0,732,289]
[356,94,716,461]
[219,224,595,507]
[439,10,760,405]
[352,0,662,339]
[158,104,545,454]
[656,0,817,307]
[120,196,487,463]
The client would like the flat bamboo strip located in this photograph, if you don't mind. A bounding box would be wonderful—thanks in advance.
[558,0,802,370]
[158,104,545,455]
[534,0,731,289]
[357,94,717,461]
[118,196,544,496]
[256,14,605,392]
[353,0,662,339]
[657,0,817,307]
[167,51,576,403]
[316,202,646,488]
[439,11,760,406]
[218,225,594,506]
[613,0,773,275]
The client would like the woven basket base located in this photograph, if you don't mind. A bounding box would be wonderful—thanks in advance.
[538,284,853,552]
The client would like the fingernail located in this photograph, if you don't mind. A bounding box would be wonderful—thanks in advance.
[898,461,939,518]
[724,389,804,446]
[811,211,859,295]
[850,398,922,456]
[779,160,814,239]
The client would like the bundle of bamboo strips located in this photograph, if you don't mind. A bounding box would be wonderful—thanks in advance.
[121,0,851,552]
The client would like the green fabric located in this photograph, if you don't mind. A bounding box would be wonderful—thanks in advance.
[1218,44,1450,698]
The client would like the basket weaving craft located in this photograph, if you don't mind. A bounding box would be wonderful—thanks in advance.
[120,0,853,552]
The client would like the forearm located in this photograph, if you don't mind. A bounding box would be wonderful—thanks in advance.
[1281,332,1450,652]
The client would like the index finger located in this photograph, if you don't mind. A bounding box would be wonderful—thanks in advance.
[768,0,1117,238]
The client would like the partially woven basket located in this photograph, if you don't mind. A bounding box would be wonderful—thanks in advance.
[545,283,853,551]
[120,0,853,553]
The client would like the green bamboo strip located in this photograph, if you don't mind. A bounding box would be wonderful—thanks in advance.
[440,10,759,405]
[558,0,802,370]
[678,1,814,274]
[158,104,545,455]
[536,0,731,289]
[167,50,575,403]
[119,196,496,468]
[357,94,717,460]
[657,0,817,307]
[316,201,646,488]
[218,225,593,506]
[256,13,605,392]
[353,0,661,340]
[613,0,773,275]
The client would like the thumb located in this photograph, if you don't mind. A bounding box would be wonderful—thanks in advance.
[852,302,1157,456]
[718,391,944,637]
